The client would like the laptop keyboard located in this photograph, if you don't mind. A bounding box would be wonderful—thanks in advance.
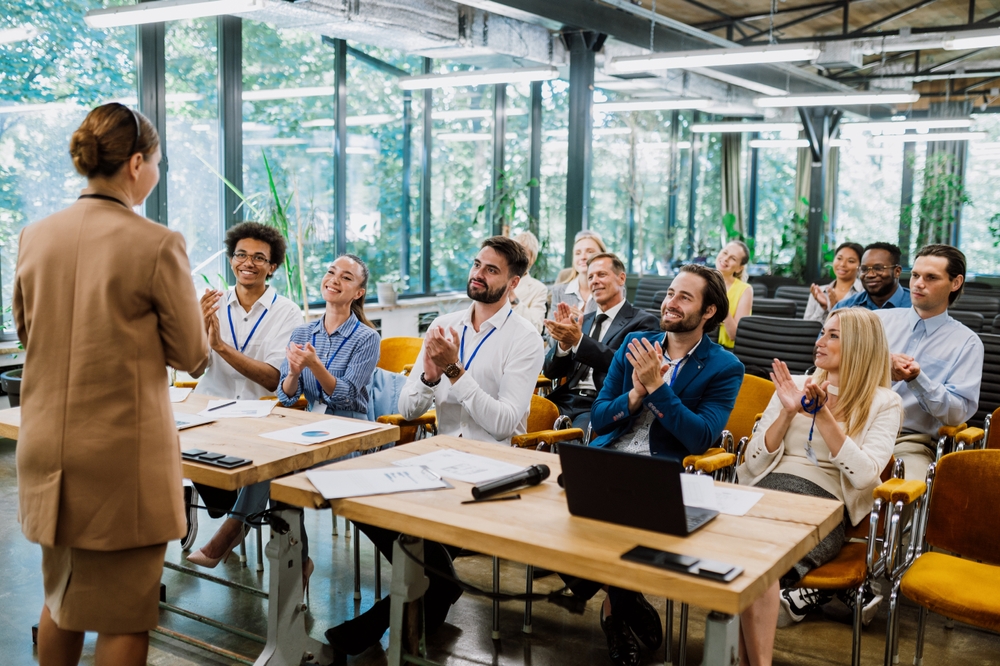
[686,513,705,531]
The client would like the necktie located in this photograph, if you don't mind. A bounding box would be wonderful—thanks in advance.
[589,313,609,341]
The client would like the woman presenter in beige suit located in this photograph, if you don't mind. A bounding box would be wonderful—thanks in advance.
[13,103,209,665]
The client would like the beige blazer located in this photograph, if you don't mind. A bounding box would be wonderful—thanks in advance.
[13,197,209,550]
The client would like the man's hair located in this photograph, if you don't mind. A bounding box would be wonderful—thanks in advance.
[678,264,729,333]
[915,244,967,304]
[862,242,902,267]
[481,235,529,279]
[225,222,287,269]
[587,252,626,276]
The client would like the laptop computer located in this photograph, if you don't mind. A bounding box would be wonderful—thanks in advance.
[558,443,719,536]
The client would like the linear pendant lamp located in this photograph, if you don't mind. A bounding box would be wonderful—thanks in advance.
[754,91,919,108]
[843,118,973,133]
[84,0,266,28]
[397,67,558,91]
[691,122,802,133]
[608,43,820,74]
[0,24,37,44]
[944,29,1000,51]
[595,99,712,113]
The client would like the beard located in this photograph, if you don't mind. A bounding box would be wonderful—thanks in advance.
[467,278,507,304]
[660,308,702,333]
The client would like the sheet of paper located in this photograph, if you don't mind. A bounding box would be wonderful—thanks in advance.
[174,412,214,431]
[306,466,448,500]
[714,486,764,517]
[169,387,192,403]
[198,399,276,419]
[260,417,382,445]
[680,473,720,511]
[393,448,525,484]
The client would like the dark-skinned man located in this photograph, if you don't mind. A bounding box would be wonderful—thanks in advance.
[832,242,911,312]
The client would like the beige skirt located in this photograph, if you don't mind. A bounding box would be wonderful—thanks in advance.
[42,542,167,633]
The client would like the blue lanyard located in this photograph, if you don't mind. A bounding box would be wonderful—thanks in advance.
[460,310,511,371]
[663,344,696,386]
[227,292,277,353]
[312,319,360,397]
[800,395,823,466]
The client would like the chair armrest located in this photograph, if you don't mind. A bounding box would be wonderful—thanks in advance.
[510,428,585,450]
[174,380,198,389]
[690,452,736,474]
[682,448,726,470]
[873,478,927,505]
[402,364,414,376]
[377,411,436,428]
[937,423,968,438]
[956,427,986,448]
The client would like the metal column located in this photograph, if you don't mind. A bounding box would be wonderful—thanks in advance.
[420,58,433,294]
[491,82,507,236]
[218,16,243,239]
[799,106,842,284]
[401,90,413,285]
[332,38,348,255]
[687,111,700,261]
[747,132,760,242]
[563,30,604,265]
[899,135,916,265]
[528,81,542,231]
[667,110,680,265]
[137,16,167,225]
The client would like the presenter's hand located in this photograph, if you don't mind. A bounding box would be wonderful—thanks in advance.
[626,338,664,393]
[425,326,460,370]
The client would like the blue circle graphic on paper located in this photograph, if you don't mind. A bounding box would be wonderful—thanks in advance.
[302,430,330,438]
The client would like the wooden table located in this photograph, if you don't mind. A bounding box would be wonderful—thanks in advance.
[272,436,843,665]
[0,393,400,666]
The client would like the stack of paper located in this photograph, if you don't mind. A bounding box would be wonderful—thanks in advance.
[198,400,277,419]
[680,474,764,517]
[260,418,382,445]
[393,448,525,484]
[169,387,192,403]
[306,466,449,500]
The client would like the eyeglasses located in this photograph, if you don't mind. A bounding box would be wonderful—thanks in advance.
[232,252,272,266]
[858,264,899,275]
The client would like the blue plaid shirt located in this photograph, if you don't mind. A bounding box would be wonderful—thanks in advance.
[276,313,380,415]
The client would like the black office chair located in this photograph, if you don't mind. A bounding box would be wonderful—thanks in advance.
[748,275,800,298]
[633,276,673,312]
[993,314,1000,335]
[948,310,984,333]
[963,281,993,292]
[972,333,1000,429]
[647,289,669,317]
[773,285,812,319]
[750,282,767,299]
[951,294,1000,320]
[732,316,821,375]
[750,298,797,319]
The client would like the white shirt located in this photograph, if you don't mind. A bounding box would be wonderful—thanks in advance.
[194,285,304,400]
[512,273,549,334]
[554,298,627,392]
[399,304,545,445]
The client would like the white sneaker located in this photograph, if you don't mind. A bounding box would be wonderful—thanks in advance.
[778,587,831,628]
[841,582,883,627]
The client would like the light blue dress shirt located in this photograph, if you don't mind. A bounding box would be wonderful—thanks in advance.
[875,308,983,436]
[833,284,911,311]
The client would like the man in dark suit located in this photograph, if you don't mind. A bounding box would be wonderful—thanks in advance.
[543,252,659,432]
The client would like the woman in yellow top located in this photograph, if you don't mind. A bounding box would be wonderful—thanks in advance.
[715,240,753,348]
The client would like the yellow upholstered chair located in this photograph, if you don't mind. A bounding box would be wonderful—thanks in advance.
[174,380,199,389]
[511,394,585,450]
[883,450,1000,666]
[378,336,423,374]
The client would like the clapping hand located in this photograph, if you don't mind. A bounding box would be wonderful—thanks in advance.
[424,326,460,370]
[891,353,920,382]
[803,376,831,411]
[543,302,584,350]
[770,359,810,415]
[627,338,666,394]
[809,283,829,310]
[286,342,319,376]
[200,289,225,350]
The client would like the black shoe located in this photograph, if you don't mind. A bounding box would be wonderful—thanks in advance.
[619,594,662,651]
[600,611,640,666]
[325,597,391,656]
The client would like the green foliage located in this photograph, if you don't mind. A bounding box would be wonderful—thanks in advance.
[772,197,810,280]
[916,151,970,248]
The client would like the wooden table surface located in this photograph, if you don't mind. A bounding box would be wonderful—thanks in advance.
[271,436,842,615]
[0,393,399,491]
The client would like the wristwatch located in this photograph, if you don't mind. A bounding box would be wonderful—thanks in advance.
[443,363,463,379]
[420,372,441,387]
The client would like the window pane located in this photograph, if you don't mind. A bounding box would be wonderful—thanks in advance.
[0,2,136,331]
[960,115,1000,275]
[538,80,568,282]
[837,135,905,249]
[165,17,223,289]
[753,145,798,268]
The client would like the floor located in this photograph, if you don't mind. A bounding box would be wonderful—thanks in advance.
[1,406,999,665]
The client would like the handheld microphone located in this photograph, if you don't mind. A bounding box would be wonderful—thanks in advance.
[471,464,550,500]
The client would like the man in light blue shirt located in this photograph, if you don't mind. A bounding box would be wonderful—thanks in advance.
[875,245,983,480]
[834,242,911,312]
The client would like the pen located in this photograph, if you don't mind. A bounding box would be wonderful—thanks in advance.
[461,494,521,504]
[207,400,237,412]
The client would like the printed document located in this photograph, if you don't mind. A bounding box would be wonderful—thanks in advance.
[198,400,276,419]
[393,448,525,484]
[169,387,192,403]
[261,418,382,445]
[306,466,449,500]
[680,474,763,516]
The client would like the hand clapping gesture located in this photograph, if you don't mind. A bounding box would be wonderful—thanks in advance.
[286,341,319,376]
[200,289,225,351]
[770,359,811,415]
[543,302,584,350]
[626,338,667,394]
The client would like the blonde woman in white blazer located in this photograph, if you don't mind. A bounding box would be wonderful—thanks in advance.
[735,307,901,666]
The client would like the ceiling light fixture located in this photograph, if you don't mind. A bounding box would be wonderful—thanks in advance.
[842,118,973,133]
[692,122,803,133]
[398,66,558,91]
[749,139,810,149]
[608,43,820,74]
[754,91,920,108]
[85,0,265,28]
[436,133,491,142]
[874,131,986,143]
[595,99,713,113]
[687,68,790,97]
[0,24,38,44]
[243,86,336,101]
[943,29,1000,51]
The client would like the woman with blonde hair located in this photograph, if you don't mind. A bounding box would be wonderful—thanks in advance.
[510,230,549,334]
[549,229,607,315]
[715,239,753,348]
[735,307,901,666]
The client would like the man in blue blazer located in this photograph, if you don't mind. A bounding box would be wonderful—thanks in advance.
[581,263,744,666]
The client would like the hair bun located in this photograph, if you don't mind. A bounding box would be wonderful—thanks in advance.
[69,127,101,176]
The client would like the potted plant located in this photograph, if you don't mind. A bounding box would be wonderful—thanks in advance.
[377,272,403,306]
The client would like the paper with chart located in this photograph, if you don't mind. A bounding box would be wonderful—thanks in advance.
[260,418,382,445]
[306,466,450,500]
[393,448,525,484]
[198,399,276,419]
[169,387,192,403]
[680,474,764,516]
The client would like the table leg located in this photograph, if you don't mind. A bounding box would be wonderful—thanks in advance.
[387,535,430,666]
[253,507,332,666]
[700,611,739,666]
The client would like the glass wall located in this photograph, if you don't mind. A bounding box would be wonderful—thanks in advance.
[537,79,568,282]
[960,114,1000,275]
[836,129,907,249]
[0,1,136,331]
[753,144,798,268]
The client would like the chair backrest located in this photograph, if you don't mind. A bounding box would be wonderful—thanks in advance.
[724,375,775,442]
[648,289,669,317]
[987,406,1000,450]
[773,286,812,319]
[992,313,1000,335]
[634,276,673,311]
[950,293,1000,318]
[948,310,984,333]
[378,337,423,374]
[964,281,993,292]
[750,282,767,299]
[748,275,800,298]
[974,333,1000,428]
[750,298,797,319]
[925,450,1000,565]
[732,316,822,375]
[526,394,560,433]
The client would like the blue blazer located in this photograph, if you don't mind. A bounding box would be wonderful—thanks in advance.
[590,331,744,462]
